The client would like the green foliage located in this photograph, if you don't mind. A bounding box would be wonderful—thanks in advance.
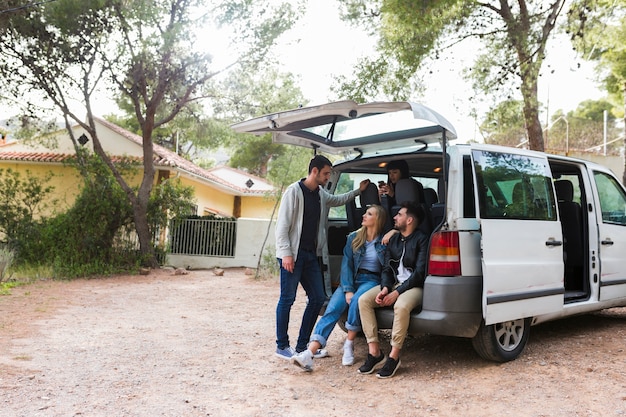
[0,168,55,251]
[1,152,196,278]
[0,0,299,268]
[336,0,469,100]
[215,66,309,181]
[148,177,196,235]
[229,136,285,177]
[567,2,626,112]
[257,244,279,280]
[572,99,617,122]
[480,100,527,147]
[545,100,621,154]
[337,1,607,151]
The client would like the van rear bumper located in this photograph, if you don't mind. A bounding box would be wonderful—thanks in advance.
[375,275,483,338]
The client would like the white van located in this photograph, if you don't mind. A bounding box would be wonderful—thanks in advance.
[233,101,626,362]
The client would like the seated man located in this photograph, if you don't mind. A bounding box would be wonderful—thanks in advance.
[357,201,429,379]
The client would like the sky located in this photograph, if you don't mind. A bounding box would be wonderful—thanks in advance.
[248,0,605,143]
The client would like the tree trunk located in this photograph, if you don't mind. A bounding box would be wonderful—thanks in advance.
[87,115,158,268]
[132,196,157,268]
[135,118,158,268]
[519,76,545,152]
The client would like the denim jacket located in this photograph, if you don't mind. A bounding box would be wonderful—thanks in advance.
[339,231,386,293]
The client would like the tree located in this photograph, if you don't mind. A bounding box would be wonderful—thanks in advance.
[545,100,619,155]
[213,66,311,182]
[335,0,611,152]
[567,1,626,181]
[483,96,619,153]
[480,99,528,147]
[0,0,297,266]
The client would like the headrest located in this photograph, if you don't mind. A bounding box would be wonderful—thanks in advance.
[512,181,533,202]
[554,180,574,202]
[395,178,424,204]
[360,182,380,207]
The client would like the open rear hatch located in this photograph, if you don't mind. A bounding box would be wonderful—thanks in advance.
[231,100,457,156]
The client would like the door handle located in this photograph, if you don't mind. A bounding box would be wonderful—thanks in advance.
[545,240,563,247]
[601,239,614,245]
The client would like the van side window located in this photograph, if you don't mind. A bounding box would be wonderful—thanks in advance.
[593,171,626,225]
[472,150,557,220]
[462,156,476,217]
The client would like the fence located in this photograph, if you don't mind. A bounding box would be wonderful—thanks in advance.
[166,217,275,269]
[167,218,237,257]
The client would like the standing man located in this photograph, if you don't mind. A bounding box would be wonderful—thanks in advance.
[275,154,371,359]
[357,201,429,378]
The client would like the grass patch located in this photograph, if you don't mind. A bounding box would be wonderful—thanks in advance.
[0,264,53,295]
[0,281,22,295]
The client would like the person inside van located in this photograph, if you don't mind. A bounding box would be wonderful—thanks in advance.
[378,159,410,209]
[357,201,429,379]
[290,204,387,371]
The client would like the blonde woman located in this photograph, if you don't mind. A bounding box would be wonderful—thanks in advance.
[291,204,387,371]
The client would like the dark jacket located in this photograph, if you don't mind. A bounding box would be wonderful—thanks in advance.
[380,229,429,294]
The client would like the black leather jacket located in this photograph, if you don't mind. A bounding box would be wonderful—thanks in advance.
[381,229,429,294]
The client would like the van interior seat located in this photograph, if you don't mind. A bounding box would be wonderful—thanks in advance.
[424,187,438,207]
[554,179,584,263]
[393,178,433,235]
[346,182,380,231]
[506,181,535,217]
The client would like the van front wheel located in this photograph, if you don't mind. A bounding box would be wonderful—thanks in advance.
[471,318,531,362]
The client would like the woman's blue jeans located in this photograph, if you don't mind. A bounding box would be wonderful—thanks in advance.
[276,250,326,352]
[309,273,380,348]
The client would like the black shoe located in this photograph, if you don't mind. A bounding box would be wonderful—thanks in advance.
[357,352,386,374]
[376,356,401,379]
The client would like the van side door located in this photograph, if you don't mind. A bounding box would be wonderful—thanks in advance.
[592,170,626,301]
[471,147,564,325]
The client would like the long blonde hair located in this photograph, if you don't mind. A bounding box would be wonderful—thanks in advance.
[351,204,386,252]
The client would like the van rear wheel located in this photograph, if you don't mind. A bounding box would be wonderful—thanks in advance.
[471,318,531,362]
[337,311,348,333]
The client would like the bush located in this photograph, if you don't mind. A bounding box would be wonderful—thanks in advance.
[257,244,279,280]
[2,152,196,278]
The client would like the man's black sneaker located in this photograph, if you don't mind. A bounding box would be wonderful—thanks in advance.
[357,352,386,374]
[376,356,401,379]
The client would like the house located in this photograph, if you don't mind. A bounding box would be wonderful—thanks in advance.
[0,117,277,219]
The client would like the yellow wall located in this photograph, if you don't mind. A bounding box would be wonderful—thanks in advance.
[0,162,81,216]
[0,161,144,218]
[180,176,234,216]
[240,194,277,219]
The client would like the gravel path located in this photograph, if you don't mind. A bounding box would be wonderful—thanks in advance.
[1,268,626,417]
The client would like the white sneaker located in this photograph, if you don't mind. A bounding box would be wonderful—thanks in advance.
[290,349,314,372]
[342,341,354,366]
[313,348,329,359]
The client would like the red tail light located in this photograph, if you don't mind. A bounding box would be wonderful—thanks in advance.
[428,231,461,276]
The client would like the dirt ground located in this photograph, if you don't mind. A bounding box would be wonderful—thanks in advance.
[1,267,625,417]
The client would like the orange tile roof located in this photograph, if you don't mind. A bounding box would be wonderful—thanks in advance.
[0,118,275,196]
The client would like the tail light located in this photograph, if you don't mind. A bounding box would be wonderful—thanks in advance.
[428,231,461,276]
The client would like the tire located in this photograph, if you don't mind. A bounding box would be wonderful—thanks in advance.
[337,311,348,333]
[471,318,531,362]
